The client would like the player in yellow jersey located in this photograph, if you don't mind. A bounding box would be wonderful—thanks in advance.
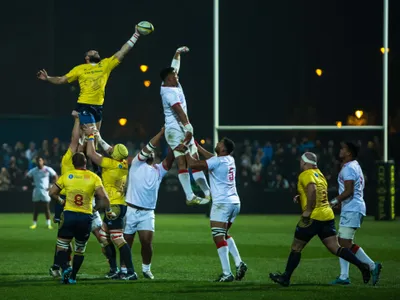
[37,25,144,132]
[269,152,371,287]
[85,129,137,280]
[49,152,115,284]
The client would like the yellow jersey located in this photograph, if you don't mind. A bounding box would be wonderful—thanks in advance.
[100,157,128,205]
[60,148,75,196]
[64,56,120,106]
[55,169,103,215]
[297,168,334,221]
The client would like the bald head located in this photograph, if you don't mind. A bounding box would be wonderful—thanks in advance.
[300,152,317,170]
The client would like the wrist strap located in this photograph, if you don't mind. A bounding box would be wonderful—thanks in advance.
[127,32,140,47]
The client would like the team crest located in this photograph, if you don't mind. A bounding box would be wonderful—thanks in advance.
[68,174,74,179]
[314,173,319,177]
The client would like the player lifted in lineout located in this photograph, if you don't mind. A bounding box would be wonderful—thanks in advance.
[177,138,247,282]
[37,25,146,133]
[160,46,210,205]
[330,142,382,285]
[269,152,371,286]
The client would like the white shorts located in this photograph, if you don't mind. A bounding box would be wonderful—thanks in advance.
[210,203,240,223]
[124,206,155,234]
[338,211,364,239]
[91,211,103,232]
[165,127,196,157]
[32,188,51,202]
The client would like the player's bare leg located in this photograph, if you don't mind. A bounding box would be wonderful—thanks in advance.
[225,223,247,281]
[322,236,371,284]
[138,230,154,279]
[30,203,40,229]
[211,221,234,282]
[44,202,52,229]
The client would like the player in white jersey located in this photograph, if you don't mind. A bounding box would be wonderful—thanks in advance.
[120,128,174,279]
[160,46,210,206]
[330,142,382,285]
[177,137,247,282]
[27,156,58,229]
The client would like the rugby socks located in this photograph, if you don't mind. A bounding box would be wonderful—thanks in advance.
[142,264,151,273]
[104,244,118,271]
[56,250,69,271]
[226,236,242,267]
[216,240,231,275]
[71,254,85,280]
[46,219,51,226]
[336,247,363,268]
[119,244,135,274]
[178,170,195,200]
[352,244,375,271]
[339,258,350,280]
[192,170,211,197]
[284,251,301,279]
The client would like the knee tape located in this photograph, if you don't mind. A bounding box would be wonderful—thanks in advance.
[189,144,198,156]
[98,229,110,247]
[211,227,226,237]
[75,240,88,254]
[57,239,70,250]
[338,226,356,240]
[110,230,126,247]
[173,150,184,157]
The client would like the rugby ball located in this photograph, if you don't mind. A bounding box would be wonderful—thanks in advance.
[137,21,154,36]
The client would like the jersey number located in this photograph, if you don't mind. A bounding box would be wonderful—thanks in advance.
[321,190,328,205]
[74,194,84,206]
[228,168,235,181]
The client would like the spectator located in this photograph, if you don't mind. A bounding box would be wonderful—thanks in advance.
[265,160,279,185]
[269,174,290,189]
[251,157,263,183]
[16,152,29,171]
[25,142,37,162]
[262,141,273,166]
[0,167,11,191]
[8,156,23,189]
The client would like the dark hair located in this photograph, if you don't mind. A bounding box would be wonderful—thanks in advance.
[160,67,175,81]
[344,141,359,159]
[222,137,235,155]
[72,152,87,168]
[36,156,44,163]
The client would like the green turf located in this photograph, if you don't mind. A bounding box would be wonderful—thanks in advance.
[0,214,399,300]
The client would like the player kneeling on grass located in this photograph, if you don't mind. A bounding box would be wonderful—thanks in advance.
[49,152,116,284]
[269,152,371,287]
[84,129,137,280]
[120,128,174,280]
[176,138,248,282]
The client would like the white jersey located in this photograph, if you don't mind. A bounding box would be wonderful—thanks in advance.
[126,155,168,210]
[206,155,240,204]
[160,83,188,130]
[27,166,56,191]
[338,160,366,216]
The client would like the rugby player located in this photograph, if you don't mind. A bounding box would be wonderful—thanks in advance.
[176,138,248,282]
[48,152,115,284]
[330,142,382,285]
[269,152,371,286]
[37,26,143,132]
[27,156,58,229]
[85,129,137,280]
[120,128,174,279]
[160,46,210,206]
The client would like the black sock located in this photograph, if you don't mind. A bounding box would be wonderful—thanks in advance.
[119,243,135,273]
[104,244,118,271]
[55,250,69,271]
[53,245,58,266]
[67,244,72,265]
[71,254,85,280]
[336,247,363,268]
[284,251,301,280]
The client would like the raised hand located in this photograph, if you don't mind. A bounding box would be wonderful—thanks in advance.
[37,69,48,81]
[176,46,189,54]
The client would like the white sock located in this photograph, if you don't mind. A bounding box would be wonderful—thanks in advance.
[178,171,195,200]
[339,258,350,280]
[217,242,231,275]
[226,237,242,267]
[46,219,51,226]
[142,263,151,272]
[192,171,211,197]
[355,247,375,271]
[32,221,37,226]
[120,267,127,274]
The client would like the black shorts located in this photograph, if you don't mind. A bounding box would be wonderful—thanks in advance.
[58,211,92,242]
[294,217,336,243]
[103,205,127,230]
[54,195,66,224]
[75,103,103,124]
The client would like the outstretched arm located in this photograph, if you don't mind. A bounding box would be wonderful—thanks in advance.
[171,104,193,144]
[195,141,215,160]
[69,111,81,153]
[137,128,165,161]
[162,147,175,170]
[37,69,68,84]
[171,46,189,74]
[185,152,208,171]
[85,133,103,166]
[113,26,141,62]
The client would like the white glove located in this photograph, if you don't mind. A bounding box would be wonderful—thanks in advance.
[176,46,190,54]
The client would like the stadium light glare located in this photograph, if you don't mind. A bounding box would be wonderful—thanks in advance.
[380,47,389,54]
[336,121,342,128]
[355,110,364,119]
[144,80,151,87]
[140,65,149,72]
[119,118,128,126]
[200,139,206,145]
[315,69,323,76]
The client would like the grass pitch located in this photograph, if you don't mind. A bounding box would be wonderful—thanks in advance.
[0,214,399,300]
